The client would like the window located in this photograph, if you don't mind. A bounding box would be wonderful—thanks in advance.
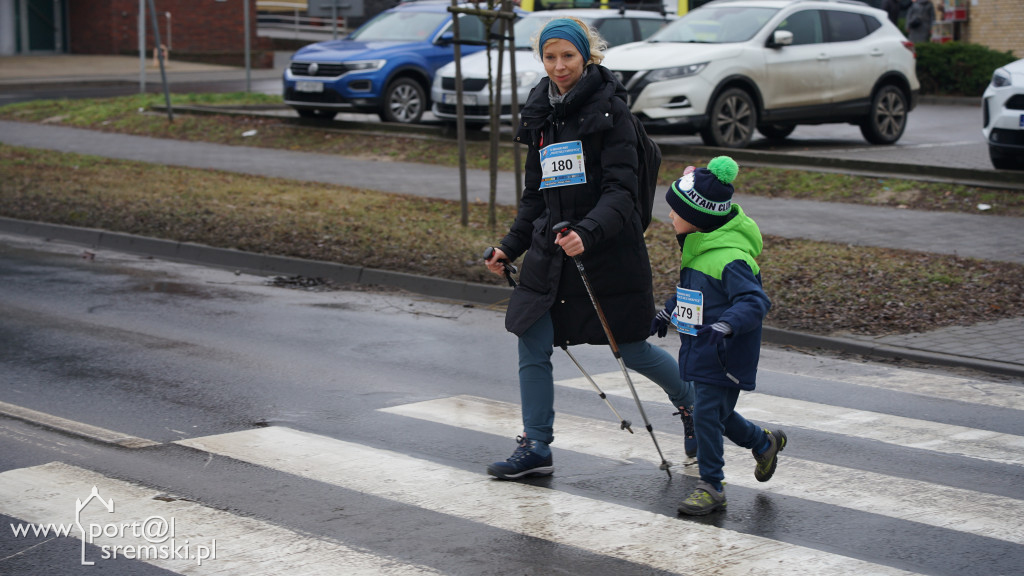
[637,18,668,40]
[598,18,634,48]
[776,10,823,46]
[456,14,487,44]
[826,10,869,43]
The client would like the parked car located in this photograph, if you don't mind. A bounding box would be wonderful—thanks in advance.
[283,1,497,123]
[602,0,920,148]
[982,57,1024,170]
[431,8,675,127]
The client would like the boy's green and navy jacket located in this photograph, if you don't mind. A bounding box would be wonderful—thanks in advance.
[663,204,771,390]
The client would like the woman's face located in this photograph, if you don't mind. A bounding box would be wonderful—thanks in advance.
[542,38,585,94]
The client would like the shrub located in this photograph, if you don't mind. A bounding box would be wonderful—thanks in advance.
[915,42,1017,97]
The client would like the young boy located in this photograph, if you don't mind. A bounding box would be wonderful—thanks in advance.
[649,156,785,516]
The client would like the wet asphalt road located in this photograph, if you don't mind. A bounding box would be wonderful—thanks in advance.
[0,233,1022,575]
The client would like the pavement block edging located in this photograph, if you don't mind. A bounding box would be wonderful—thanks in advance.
[2,216,1021,379]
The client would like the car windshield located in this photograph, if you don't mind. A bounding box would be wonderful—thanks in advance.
[512,15,596,50]
[349,10,448,42]
[648,5,777,43]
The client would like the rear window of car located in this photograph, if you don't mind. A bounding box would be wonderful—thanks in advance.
[825,10,876,43]
[350,11,448,42]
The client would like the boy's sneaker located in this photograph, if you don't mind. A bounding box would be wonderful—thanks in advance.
[487,436,554,480]
[678,480,726,516]
[753,428,787,482]
[673,406,698,458]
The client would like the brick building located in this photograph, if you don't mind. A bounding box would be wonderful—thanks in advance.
[1,0,273,67]
[955,0,1023,57]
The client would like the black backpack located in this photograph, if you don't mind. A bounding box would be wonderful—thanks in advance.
[593,112,662,231]
[628,113,662,231]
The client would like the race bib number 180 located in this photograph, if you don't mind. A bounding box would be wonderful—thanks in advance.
[539,140,586,189]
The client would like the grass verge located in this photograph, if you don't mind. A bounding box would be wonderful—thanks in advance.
[2,142,1022,337]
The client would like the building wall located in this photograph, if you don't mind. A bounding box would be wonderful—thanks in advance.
[965,0,1023,58]
[67,0,272,66]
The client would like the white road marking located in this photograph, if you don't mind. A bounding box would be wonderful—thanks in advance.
[0,462,443,575]
[177,426,927,576]
[758,350,1024,410]
[556,372,1024,466]
[382,395,1024,546]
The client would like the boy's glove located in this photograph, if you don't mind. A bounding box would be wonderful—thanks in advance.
[650,309,672,338]
[697,322,733,346]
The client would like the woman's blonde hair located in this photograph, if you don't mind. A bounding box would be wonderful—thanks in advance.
[532,16,608,66]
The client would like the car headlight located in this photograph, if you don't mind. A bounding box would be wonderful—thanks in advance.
[515,71,540,88]
[498,71,541,89]
[990,70,1011,88]
[645,62,708,83]
[347,60,386,73]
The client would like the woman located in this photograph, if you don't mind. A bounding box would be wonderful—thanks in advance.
[483,17,695,480]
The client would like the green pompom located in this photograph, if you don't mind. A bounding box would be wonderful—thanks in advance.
[707,156,739,184]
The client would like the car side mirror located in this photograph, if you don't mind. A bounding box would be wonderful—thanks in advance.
[767,30,794,48]
[438,31,455,46]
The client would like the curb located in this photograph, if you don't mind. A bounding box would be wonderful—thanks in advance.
[2,216,1021,379]
[0,217,510,306]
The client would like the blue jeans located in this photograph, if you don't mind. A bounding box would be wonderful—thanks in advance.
[518,311,694,446]
[692,380,768,491]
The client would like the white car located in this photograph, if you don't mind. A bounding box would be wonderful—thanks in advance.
[602,0,920,148]
[982,58,1024,170]
[431,8,675,127]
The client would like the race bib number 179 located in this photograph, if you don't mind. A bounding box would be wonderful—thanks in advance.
[672,287,703,336]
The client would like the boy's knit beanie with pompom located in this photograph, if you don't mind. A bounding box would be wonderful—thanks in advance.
[665,156,739,231]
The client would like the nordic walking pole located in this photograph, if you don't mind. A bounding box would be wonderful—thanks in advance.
[560,345,634,434]
[483,247,517,287]
[552,222,673,477]
[483,247,634,433]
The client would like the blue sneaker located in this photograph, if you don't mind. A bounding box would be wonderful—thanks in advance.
[674,406,698,458]
[486,436,553,480]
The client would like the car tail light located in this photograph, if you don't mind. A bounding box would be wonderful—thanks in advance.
[902,40,916,59]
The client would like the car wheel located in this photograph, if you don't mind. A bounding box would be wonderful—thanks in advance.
[296,109,337,121]
[757,123,796,140]
[379,77,425,124]
[700,88,756,148]
[859,85,908,145]
[989,145,1024,170]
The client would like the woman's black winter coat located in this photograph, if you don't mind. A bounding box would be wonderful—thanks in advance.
[499,64,655,347]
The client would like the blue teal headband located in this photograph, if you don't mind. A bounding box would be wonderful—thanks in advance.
[539,18,590,60]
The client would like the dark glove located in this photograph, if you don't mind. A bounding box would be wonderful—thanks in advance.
[696,322,733,347]
[650,309,672,338]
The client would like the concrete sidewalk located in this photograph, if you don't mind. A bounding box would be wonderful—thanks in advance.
[0,121,1022,377]
[0,54,284,85]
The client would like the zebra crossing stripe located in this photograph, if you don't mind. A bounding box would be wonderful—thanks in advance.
[0,462,443,575]
[758,348,1024,411]
[381,395,1024,546]
[177,426,925,576]
[556,372,1024,467]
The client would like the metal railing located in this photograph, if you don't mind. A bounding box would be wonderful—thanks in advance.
[257,1,348,39]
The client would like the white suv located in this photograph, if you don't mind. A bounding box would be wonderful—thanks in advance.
[602,0,920,148]
[431,8,674,127]
[982,58,1024,170]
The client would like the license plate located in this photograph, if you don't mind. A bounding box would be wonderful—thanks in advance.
[295,81,324,93]
[442,92,477,106]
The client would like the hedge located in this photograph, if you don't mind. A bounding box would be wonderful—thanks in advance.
[915,42,1018,97]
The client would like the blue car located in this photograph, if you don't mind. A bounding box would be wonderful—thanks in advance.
[283,1,496,123]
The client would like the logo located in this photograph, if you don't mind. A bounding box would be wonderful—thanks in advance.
[10,486,217,567]
[307,62,319,76]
